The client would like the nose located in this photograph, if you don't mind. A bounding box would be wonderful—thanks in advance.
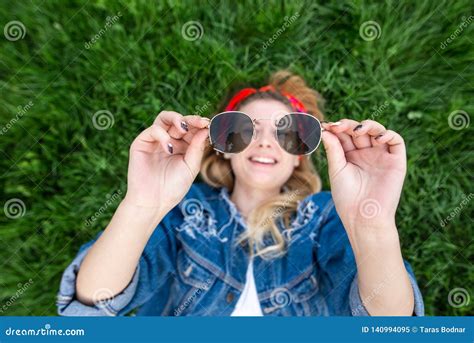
[254,125,276,148]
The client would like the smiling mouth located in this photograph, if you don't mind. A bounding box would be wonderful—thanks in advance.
[248,156,278,166]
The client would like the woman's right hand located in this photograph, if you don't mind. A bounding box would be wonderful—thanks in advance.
[123,111,210,213]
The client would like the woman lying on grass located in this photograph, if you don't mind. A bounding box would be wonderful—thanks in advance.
[57,70,424,316]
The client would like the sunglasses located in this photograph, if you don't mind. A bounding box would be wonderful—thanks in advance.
[208,111,322,155]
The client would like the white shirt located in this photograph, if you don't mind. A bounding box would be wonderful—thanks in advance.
[230,258,264,316]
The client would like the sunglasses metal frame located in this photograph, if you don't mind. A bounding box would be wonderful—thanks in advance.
[208,111,323,155]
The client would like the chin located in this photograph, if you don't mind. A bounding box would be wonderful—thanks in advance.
[241,174,285,191]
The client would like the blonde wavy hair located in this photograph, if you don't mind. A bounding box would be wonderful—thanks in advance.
[200,70,325,259]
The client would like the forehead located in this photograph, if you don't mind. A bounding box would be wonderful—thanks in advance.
[238,99,292,121]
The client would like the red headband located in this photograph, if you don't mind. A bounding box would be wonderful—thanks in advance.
[225,85,307,112]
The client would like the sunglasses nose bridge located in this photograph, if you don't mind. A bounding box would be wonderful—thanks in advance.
[252,124,278,147]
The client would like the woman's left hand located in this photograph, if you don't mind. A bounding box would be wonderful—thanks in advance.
[321,119,415,316]
[320,119,407,239]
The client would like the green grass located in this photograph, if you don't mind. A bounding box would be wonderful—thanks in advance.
[0,0,472,316]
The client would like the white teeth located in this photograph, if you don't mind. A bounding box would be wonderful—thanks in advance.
[250,156,276,164]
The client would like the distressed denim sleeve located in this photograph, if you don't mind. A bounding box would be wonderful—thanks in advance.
[314,195,424,316]
[349,260,425,316]
[57,206,179,316]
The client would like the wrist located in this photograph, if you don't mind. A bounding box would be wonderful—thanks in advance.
[118,198,169,234]
[343,218,401,254]
[343,215,397,236]
[122,193,172,215]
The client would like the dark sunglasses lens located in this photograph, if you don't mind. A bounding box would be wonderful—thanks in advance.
[210,112,253,153]
[276,114,321,155]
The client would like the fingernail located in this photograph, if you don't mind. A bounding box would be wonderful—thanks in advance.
[330,121,342,126]
[375,134,384,139]
[167,143,173,154]
[353,124,363,132]
[181,121,189,131]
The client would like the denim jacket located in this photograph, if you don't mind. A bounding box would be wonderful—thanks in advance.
[57,182,424,316]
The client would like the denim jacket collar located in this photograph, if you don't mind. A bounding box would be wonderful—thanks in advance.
[218,186,247,230]
[219,185,320,241]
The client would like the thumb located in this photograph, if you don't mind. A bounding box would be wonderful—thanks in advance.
[321,130,347,177]
[184,128,209,175]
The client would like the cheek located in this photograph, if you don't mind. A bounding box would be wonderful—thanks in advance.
[229,155,246,173]
[279,157,298,176]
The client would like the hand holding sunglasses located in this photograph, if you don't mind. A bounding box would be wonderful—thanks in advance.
[319,118,408,237]
[125,111,210,210]
[208,111,323,155]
